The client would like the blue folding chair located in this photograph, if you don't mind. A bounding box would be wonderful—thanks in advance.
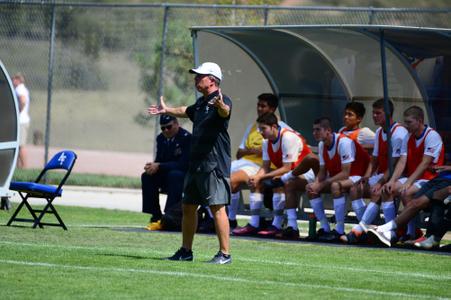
[7,150,77,230]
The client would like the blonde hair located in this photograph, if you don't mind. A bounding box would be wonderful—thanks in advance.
[12,73,25,83]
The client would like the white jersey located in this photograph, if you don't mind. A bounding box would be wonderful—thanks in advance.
[262,128,303,164]
[15,83,30,124]
[400,126,443,163]
[239,120,290,150]
[338,126,375,146]
[372,122,408,158]
[318,133,355,166]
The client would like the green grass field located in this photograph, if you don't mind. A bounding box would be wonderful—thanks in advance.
[1,205,450,300]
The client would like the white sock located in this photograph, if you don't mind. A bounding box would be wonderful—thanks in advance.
[378,220,397,232]
[249,193,263,228]
[361,202,380,225]
[228,192,240,220]
[351,198,366,221]
[382,201,396,222]
[206,207,214,218]
[333,196,346,234]
[286,208,298,230]
[272,193,285,229]
[310,197,330,232]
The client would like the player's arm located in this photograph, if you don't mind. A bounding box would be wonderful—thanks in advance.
[325,162,351,185]
[291,153,319,177]
[148,96,188,118]
[18,94,26,112]
[404,154,434,187]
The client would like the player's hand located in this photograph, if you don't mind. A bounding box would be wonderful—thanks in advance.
[371,182,382,195]
[382,181,395,195]
[398,182,410,196]
[434,165,451,173]
[148,96,168,115]
[144,162,159,175]
[248,175,260,189]
[208,89,223,107]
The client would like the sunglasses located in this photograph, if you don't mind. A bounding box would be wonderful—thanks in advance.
[160,124,173,131]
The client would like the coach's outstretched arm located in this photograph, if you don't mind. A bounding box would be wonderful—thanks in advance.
[148,96,188,118]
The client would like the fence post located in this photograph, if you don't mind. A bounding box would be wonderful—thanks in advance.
[379,29,393,176]
[44,3,56,168]
[264,5,269,25]
[154,5,170,157]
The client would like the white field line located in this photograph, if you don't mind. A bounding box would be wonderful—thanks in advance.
[0,258,449,300]
[1,240,450,282]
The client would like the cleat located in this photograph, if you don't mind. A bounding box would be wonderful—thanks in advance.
[232,223,259,236]
[276,226,300,240]
[146,220,163,231]
[398,234,414,245]
[341,231,359,244]
[166,247,193,261]
[359,221,376,233]
[257,225,282,238]
[367,228,395,247]
[208,251,232,264]
[414,235,439,250]
[317,229,338,242]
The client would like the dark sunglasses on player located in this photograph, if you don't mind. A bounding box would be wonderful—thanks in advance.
[161,124,173,131]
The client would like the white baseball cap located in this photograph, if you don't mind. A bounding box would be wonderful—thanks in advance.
[189,62,222,81]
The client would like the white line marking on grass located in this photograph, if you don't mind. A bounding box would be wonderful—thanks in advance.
[0,259,449,300]
[1,240,450,282]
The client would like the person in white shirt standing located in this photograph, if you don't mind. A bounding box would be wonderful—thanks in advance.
[12,73,31,168]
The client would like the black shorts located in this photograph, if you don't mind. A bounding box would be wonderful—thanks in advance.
[182,169,231,207]
[414,177,451,201]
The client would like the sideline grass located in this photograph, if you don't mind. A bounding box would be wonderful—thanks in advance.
[1,206,450,300]
[13,169,140,188]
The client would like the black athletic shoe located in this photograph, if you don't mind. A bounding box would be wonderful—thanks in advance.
[208,251,232,264]
[166,247,193,261]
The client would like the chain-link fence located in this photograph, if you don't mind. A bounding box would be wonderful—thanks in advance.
[0,1,450,174]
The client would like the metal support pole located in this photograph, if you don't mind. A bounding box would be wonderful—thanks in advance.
[154,5,169,157]
[263,5,269,25]
[192,30,200,100]
[44,4,56,167]
[379,29,394,175]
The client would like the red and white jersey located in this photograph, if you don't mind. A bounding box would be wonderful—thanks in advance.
[319,133,370,177]
[338,126,375,146]
[400,126,444,180]
[372,122,408,173]
[262,128,311,170]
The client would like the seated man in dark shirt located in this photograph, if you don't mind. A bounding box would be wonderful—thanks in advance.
[142,115,191,230]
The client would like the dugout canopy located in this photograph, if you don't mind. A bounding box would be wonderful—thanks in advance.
[191,25,451,161]
[0,60,19,197]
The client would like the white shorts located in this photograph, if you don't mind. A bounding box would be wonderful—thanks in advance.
[397,177,429,189]
[231,158,260,177]
[349,175,362,184]
[368,173,384,187]
[325,175,361,184]
[300,168,316,184]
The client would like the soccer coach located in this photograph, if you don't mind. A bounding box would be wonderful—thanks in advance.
[148,62,232,264]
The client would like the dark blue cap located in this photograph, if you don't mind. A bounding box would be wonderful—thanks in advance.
[160,114,176,125]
